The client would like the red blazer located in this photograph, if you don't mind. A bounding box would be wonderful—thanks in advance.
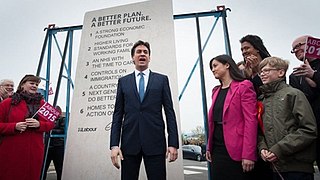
[0,98,54,180]
[207,80,258,161]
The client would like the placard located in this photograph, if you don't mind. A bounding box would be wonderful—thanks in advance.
[306,36,320,59]
[36,102,60,122]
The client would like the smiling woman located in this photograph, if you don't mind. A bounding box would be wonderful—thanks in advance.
[0,74,55,180]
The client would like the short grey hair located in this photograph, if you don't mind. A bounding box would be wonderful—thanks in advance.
[0,79,14,86]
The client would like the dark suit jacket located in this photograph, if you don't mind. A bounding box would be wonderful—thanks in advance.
[289,59,320,126]
[110,71,179,156]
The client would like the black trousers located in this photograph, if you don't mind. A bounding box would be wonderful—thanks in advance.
[210,123,244,180]
[273,172,314,180]
[121,151,166,180]
[245,157,273,180]
[43,146,65,180]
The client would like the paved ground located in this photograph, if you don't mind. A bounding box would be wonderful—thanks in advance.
[45,163,57,180]
[45,161,320,180]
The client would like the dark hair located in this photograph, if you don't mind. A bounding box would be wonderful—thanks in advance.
[209,54,245,82]
[240,35,271,59]
[237,61,245,67]
[17,74,41,93]
[130,40,151,57]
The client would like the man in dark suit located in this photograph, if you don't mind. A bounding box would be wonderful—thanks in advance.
[289,35,320,170]
[110,40,179,180]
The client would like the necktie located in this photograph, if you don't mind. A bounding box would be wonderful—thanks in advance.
[139,72,145,102]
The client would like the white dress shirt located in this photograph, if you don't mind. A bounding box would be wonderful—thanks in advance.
[135,69,150,93]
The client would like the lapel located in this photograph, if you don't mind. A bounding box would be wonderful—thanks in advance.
[143,70,154,102]
[223,81,239,117]
[129,72,140,101]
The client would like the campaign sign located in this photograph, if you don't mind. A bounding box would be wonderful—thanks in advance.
[63,0,184,179]
[306,37,320,59]
[37,102,61,122]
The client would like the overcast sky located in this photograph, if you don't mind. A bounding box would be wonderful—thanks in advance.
[0,0,319,132]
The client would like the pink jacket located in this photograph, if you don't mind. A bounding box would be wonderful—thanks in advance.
[207,80,258,161]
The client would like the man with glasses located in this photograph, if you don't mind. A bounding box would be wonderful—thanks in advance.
[0,79,14,102]
[289,35,320,169]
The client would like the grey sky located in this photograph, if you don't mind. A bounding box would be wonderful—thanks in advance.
[0,0,319,132]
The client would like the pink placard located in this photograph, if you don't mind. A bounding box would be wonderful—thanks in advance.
[306,37,320,59]
[37,102,61,122]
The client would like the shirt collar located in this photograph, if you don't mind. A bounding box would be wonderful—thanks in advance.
[135,68,150,77]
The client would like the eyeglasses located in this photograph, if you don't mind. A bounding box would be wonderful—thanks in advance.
[259,68,279,75]
[290,42,305,53]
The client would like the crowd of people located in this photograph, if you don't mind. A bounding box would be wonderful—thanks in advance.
[0,75,55,180]
[109,36,319,180]
[205,34,319,180]
[0,34,319,180]
[0,75,65,180]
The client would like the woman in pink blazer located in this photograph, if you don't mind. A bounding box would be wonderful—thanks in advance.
[206,55,258,180]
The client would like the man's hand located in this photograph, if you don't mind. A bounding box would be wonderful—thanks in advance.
[292,59,317,87]
[292,59,315,78]
[110,147,123,169]
[166,146,178,162]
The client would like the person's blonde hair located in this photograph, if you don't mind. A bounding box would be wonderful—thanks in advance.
[259,57,289,76]
[0,79,14,86]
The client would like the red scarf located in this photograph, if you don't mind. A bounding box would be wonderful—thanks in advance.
[257,101,264,134]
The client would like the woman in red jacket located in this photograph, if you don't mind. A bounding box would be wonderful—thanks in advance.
[0,75,54,180]
[206,55,258,180]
